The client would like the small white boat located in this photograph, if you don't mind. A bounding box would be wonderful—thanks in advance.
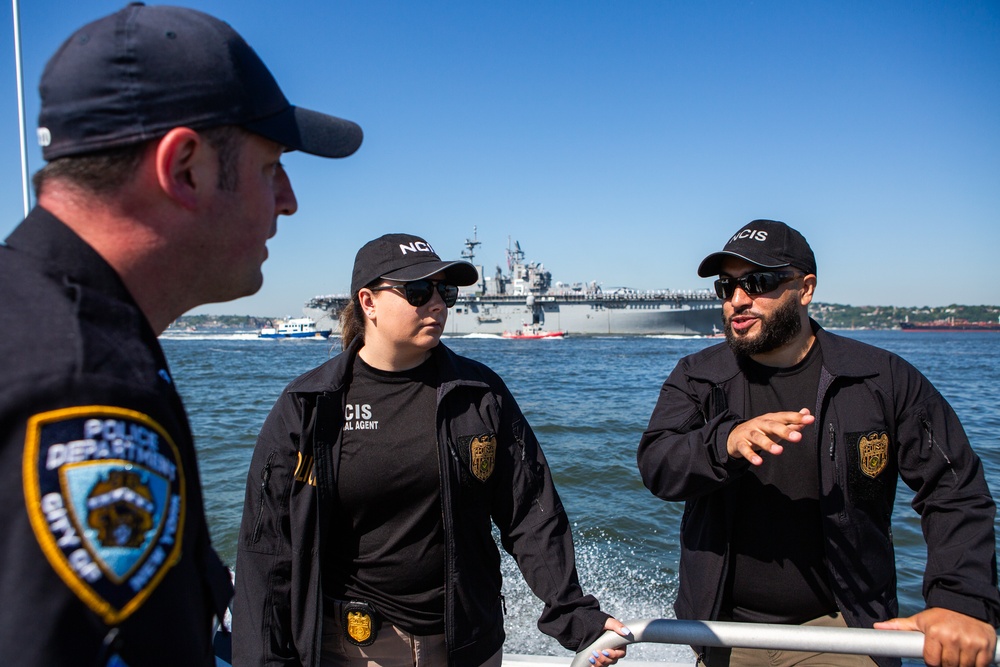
[258,317,331,339]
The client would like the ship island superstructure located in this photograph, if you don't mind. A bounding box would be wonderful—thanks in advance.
[304,231,723,336]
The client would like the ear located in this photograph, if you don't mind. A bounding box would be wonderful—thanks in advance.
[154,128,212,210]
[357,289,378,322]
[800,274,817,306]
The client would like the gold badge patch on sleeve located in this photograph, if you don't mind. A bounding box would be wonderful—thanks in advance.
[22,406,186,625]
[858,431,889,479]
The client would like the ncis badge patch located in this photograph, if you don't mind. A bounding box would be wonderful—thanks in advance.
[342,600,380,646]
[857,430,890,479]
[22,406,185,625]
[469,433,497,482]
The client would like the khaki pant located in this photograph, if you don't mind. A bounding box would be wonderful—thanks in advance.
[697,612,878,667]
[321,600,502,667]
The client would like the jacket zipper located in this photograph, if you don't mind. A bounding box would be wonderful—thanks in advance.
[920,415,956,476]
[250,451,275,544]
[828,422,850,524]
[920,416,934,454]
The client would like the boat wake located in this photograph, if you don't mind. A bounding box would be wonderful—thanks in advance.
[444,333,506,340]
[159,332,260,341]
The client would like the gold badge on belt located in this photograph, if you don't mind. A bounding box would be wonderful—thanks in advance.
[342,600,379,646]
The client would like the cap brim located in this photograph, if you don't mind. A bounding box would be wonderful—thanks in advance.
[243,105,363,158]
[697,251,790,277]
[383,260,480,287]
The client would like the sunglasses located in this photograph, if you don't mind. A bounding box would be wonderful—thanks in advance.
[714,271,801,300]
[370,279,460,308]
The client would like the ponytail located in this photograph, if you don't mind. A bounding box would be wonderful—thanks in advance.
[339,296,366,350]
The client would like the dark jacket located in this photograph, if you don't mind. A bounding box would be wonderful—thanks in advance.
[637,322,1000,666]
[0,208,233,666]
[233,339,608,667]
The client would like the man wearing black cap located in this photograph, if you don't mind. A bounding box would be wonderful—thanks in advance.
[637,220,999,667]
[0,4,361,666]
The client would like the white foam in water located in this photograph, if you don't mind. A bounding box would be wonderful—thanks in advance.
[497,537,692,662]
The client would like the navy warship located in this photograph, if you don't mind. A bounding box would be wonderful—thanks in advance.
[304,232,722,336]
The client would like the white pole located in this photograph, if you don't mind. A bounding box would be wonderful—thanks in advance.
[570,618,1000,667]
[12,0,31,216]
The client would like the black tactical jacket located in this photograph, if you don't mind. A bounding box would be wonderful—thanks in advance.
[233,339,608,666]
[0,209,232,666]
[637,322,1000,667]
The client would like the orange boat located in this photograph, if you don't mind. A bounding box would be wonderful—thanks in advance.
[501,324,566,340]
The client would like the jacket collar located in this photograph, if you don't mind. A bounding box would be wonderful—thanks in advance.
[5,206,134,304]
[810,323,879,379]
[287,338,481,396]
[687,319,878,383]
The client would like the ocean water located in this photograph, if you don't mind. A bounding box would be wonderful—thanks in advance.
[160,330,1000,662]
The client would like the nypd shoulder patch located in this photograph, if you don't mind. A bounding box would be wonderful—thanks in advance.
[22,406,186,624]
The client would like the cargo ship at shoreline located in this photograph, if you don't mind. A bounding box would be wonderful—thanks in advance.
[304,232,722,336]
[899,317,1000,332]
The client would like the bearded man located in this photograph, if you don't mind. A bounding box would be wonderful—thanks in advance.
[636,220,998,667]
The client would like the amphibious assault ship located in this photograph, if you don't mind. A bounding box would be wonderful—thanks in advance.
[304,232,722,336]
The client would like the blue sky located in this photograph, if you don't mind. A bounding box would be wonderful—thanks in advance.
[1,1,998,316]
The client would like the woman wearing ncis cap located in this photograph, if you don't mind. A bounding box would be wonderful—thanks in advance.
[233,234,628,666]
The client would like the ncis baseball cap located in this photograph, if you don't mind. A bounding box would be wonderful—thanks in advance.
[37,3,363,161]
[697,219,817,277]
[351,234,480,295]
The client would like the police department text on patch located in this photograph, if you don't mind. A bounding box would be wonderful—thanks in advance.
[23,406,186,624]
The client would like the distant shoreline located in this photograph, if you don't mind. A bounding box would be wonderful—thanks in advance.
[170,303,1000,333]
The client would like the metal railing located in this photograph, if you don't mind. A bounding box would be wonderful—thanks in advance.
[571,618,1000,667]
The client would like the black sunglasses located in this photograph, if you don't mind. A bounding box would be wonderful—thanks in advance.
[714,271,801,300]
[370,279,460,307]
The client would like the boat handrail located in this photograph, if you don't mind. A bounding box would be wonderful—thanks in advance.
[570,618,1000,667]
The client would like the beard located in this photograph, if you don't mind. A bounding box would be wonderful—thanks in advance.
[724,294,803,357]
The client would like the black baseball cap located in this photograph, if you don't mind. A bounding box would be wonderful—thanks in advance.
[37,3,363,161]
[697,219,817,277]
[351,234,480,295]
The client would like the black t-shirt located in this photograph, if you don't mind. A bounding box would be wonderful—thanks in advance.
[723,341,839,624]
[325,354,445,634]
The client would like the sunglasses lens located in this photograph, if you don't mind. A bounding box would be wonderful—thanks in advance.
[400,280,460,307]
[440,284,459,307]
[749,273,783,294]
[402,280,433,307]
[715,272,789,299]
[741,274,762,294]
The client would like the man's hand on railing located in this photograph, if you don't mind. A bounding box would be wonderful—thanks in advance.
[875,607,998,667]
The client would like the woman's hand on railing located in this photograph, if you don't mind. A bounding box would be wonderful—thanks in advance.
[586,617,630,665]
